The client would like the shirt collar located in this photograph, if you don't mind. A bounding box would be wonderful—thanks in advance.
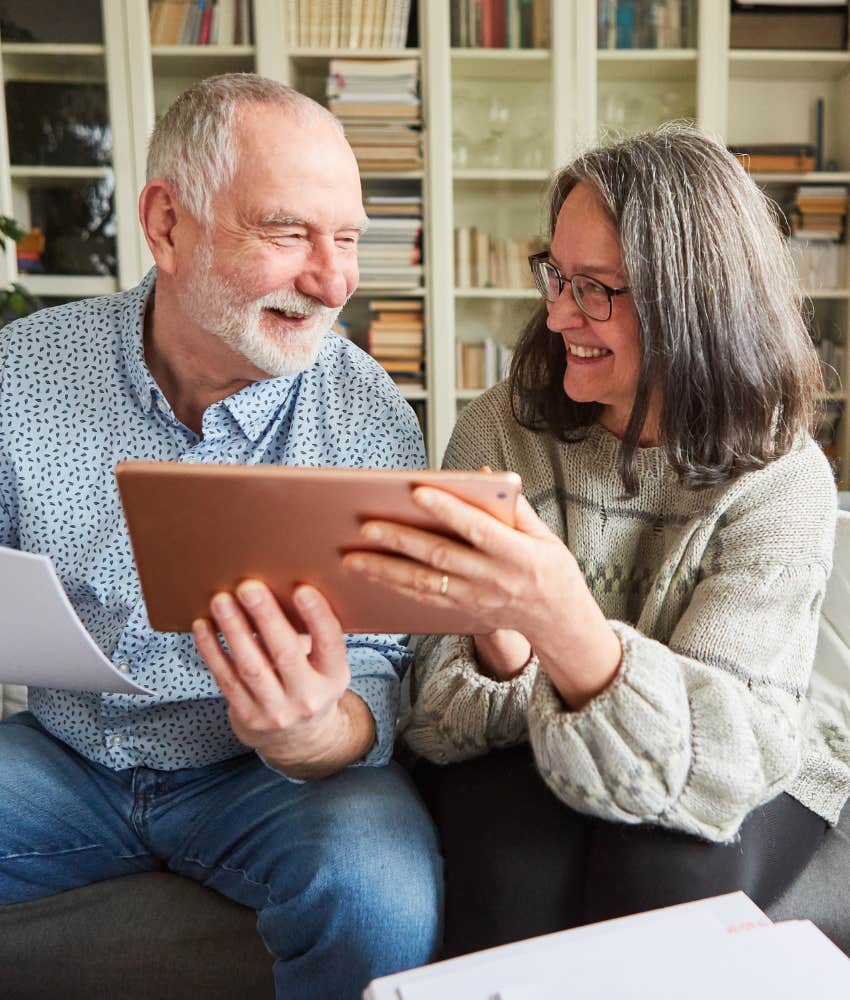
[220,371,303,442]
[121,267,159,414]
[220,334,339,441]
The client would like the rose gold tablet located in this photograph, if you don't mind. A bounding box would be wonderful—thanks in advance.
[115,462,522,635]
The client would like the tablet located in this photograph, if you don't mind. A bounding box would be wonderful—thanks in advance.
[115,462,522,635]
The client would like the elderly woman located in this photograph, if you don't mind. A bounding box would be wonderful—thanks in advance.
[344,124,848,956]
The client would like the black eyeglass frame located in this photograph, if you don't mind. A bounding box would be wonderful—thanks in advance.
[528,251,630,322]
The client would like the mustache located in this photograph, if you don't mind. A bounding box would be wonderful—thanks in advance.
[256,288,328,317]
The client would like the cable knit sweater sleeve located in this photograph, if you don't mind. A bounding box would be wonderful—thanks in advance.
[530,446,835,842]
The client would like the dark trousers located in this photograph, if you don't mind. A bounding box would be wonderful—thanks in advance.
[413,744,827,959]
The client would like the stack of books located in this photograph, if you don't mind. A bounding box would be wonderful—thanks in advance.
[457,338,513,390]
[367,299,425,388]
[450,0,550,48]
[149,0,251,45]
[359,195,423,290]
[328,58,422,172]
[597,0,697,49]
[730,143,816,174]
[454,227,542,290]
[791,185,848,242]
[286,0,413,49]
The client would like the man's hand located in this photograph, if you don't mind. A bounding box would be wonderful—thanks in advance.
[192,580,375,779]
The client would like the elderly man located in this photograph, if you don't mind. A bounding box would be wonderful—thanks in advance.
[0,75,441,998]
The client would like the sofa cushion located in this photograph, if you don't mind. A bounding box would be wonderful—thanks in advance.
[0,873,272,999]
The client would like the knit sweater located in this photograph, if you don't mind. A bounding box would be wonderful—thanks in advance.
[403,382,850,843]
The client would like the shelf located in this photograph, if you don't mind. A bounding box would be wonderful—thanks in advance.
[450,48,548,58]
[397,385,428,400]
[352,287,426,298]
[25,275,119,297]
[151,45,255,75]
[9,166,112,185]
[289,48,420,59]
[360,171,424,181]
[455,288,537,299]
[597,48,697,82]
[729,51,850,81]
[0,42,105,81]
[751,172,850,184]
[453,169,549,182]
[452,48,550,80]
[456,388,485,400]
[805,289,850,300]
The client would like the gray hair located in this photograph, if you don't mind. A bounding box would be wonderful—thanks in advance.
[146,73,344,222]
[510,122,822,492]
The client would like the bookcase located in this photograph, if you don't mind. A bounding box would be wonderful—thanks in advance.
[1,0,849,485]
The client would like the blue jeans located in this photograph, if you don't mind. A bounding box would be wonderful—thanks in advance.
[0,712,442,999]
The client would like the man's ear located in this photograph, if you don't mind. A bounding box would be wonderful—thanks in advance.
[139,179,183,275]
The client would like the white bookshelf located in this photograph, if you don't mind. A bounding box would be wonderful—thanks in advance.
[1,0,849,481]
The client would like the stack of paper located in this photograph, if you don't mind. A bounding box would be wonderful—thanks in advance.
[365,892,850,999]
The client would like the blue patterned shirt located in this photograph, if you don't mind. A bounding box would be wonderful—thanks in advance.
[0,269,426,771]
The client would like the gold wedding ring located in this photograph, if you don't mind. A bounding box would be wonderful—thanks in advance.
[438,574,449,597]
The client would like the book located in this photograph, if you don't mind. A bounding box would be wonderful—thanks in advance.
[368,299,423,311]
[734,153,816,173]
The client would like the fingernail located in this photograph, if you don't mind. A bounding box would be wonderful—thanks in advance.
[362,524,383,541]
[236,580,264,607]
[211,592,236,617]
[192,618,210,638]
[413,487,434,507]
[344,555,366,572]
[295,586,317,608]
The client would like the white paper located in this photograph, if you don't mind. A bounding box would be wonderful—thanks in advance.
[0,546,153,695]
[496,920,850,999]
[363,893,770,1000]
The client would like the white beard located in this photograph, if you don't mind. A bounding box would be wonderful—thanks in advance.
[177,240,342,377]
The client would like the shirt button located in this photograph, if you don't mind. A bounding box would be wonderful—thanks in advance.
[156,396,169,413]
[115,662,130,674]
[109,734,125,748]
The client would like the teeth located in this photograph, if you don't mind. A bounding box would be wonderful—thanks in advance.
[268,307,307,319]
[568,343,610,358]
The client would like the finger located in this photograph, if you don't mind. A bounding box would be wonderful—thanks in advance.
[235,581,325,705]
[234,580,306,681]
[513,494,552,538]
[359,517,494,580]
[343,550,459,606]
[192,616,256,718]
[292,586,349,686]
[209,592,283,706]
[411,486,526,559]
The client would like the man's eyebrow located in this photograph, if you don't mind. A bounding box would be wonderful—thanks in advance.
[257,211,368,234]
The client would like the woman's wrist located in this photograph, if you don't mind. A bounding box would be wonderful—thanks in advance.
[534,613,623,710]
[474,630,533,682]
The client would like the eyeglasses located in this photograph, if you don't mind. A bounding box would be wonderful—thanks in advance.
[528,251,630,322]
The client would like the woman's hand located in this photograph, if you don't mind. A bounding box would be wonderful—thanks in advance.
[342,485,622,707]
[343,486,568,637]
